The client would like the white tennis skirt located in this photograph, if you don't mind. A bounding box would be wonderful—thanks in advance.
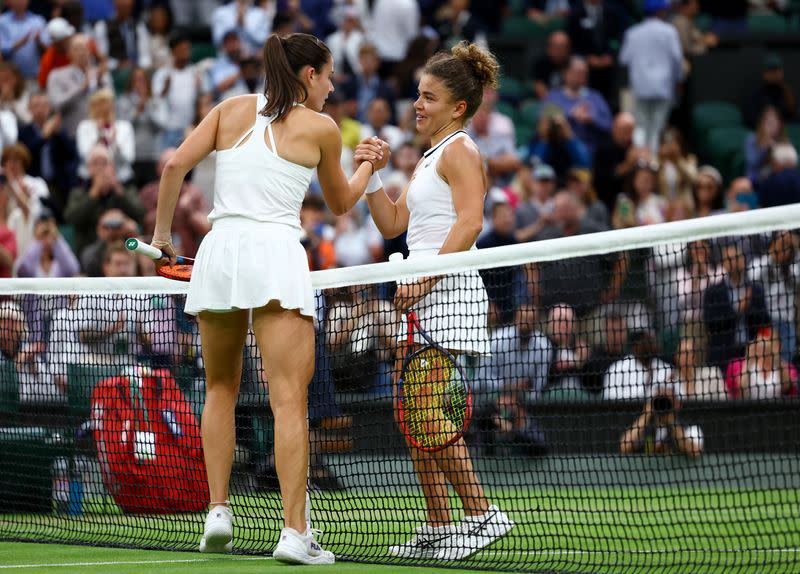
[399,249,489,356]
[184,216,314,318]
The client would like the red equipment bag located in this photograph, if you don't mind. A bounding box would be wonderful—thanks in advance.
[91,367,208,513]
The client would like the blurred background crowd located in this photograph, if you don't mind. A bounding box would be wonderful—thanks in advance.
[0,0,800,429]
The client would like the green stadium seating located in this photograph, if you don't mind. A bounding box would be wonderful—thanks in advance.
[541,383,596,402]
[67,364,120,418]
[692,101,744,155]
[747,13,789,33]
[0,361,19,414]
[787,123,800,151]
[501,16,564,38]
[516,125,533,148]
[58,224,75,253]
[498,76,532,103]
[518,100,542,129]
[495,100,518,123]
[508,0,527,17]
[695,13,712,32]
[705,126,750,183]
[191,42,216,63]
[111,68,131,94]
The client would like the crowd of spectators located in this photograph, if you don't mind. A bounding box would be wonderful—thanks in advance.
[0,0,799,436]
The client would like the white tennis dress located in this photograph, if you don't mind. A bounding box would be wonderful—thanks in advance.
[184,94,315,317]
[404,130,489,355]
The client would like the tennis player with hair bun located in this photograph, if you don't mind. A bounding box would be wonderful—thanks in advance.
[355,41,514,560]
[151,33,390,564]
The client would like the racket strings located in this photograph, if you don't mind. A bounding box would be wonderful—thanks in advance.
[403,348,468,448]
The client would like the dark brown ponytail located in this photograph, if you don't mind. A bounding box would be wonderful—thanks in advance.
[261,33,331,121]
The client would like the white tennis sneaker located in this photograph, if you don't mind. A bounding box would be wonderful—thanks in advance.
[388,524,460,559]
[199,505,233,553]
[273,527,335,565]
[434,505,514,560]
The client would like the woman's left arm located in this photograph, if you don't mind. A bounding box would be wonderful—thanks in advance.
[437,139,486,255]
[393,139,486,310]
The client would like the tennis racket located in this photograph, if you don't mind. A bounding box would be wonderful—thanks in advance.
[397,310,473,452]
[125,238,194,281]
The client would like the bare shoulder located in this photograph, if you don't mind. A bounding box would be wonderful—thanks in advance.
[217,94,259,117]
[440,135,483,168]
[287,106,340,145]
[294,106,339,133]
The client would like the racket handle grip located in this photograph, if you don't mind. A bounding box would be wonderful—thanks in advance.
[125,238,164,259]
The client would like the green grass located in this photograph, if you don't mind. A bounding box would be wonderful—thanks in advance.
[0,542,496,573]
[1,485,798,573]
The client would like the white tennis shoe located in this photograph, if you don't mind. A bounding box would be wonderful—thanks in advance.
[434,505,514,560]
[199,505,233,553]
[388,524,460,559]
[273,527,335,565]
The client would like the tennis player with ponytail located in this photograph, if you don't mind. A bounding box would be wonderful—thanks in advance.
[151,33,389,564]
[356,41,514,560]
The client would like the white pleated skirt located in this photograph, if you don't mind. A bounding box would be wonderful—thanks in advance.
[399,249,489,356]
[184,216,314,318]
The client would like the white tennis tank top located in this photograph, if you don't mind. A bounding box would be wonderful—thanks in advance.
[405,130,474,252]
[208,93,314,229]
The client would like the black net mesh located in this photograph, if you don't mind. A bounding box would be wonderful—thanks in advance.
[0,229,799,573]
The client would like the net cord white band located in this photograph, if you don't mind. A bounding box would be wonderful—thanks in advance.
[2,204,799,295]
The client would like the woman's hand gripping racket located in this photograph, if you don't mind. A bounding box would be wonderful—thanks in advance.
[397,310,473,452]
[125,238,194,281]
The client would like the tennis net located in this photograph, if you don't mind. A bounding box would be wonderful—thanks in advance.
[0,205,799,573]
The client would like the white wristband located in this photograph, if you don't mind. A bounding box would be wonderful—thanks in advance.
[366,171,383,195]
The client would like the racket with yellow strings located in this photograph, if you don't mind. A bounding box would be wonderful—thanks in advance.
[397,310,473,452]
[125,238,194,281]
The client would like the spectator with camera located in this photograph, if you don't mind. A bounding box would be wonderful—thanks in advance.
[79,207,137,277]
[619,379,703,458]
[544,56,612,156]
[64,144,142,256]
[529,106,590,182]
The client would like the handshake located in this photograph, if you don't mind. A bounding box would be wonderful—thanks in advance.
[354,136,392,176]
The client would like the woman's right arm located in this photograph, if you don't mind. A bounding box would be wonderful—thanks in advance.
[316,117,388,215]
[153,101,220,251]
